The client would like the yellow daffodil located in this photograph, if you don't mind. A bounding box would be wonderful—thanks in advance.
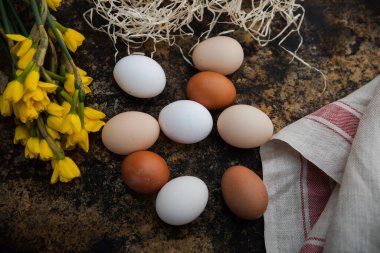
[61,113,81,135]
[50,156,80,184]
[6,34,33,58]
[47,102,65,117]
[47,0,62,11]
[25,136,40,159]
[64,72,92,95]
[62,28,85,53]
[24,65,40,91]
[3,79,24,103]
[61,101,71,115]
[38,81,57,93]
[18,45,37,69]
[66,129,89,152]
[13,125,30,145]
[84,107,106,132]
[47,115,64,132]
[46,126,60,140]
[47,28,63,43]
[64,73,75,94]
[13,100,39,123]
[0,95,12,116]
[22,88,50,113]
[39,139,54,161]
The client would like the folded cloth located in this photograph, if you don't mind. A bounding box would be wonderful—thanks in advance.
[260,75,380,253]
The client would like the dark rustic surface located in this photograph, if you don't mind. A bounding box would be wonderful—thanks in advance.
[0,0,379,252]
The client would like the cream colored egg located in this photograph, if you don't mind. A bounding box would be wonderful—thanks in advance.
[217,104,273,148]
[192,36,244,75]
[102,111,160,155]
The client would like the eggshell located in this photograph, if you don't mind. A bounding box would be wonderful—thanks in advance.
[217,104,273,148]
[192,36,244,75]
[102,111,160,155]
[121,151,169,194]
[186,71,236,110]
[159,100,213,144]
[156,176,208,225]
[221,166,268,220]
[113,55,166,98]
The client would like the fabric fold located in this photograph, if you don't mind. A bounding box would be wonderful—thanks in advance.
[261,75,380,253]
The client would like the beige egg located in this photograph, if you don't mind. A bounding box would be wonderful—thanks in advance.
[102,111,160,155]
[217,104,273,148]
[192,36,244,75]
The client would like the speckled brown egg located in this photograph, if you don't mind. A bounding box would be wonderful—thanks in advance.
[121,151,170,194]
[221,165,268,220]
[186,71,236,110]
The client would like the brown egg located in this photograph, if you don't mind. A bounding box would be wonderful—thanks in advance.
[221,165,268,220]
[186,71,236,110]
[121,151,170,194]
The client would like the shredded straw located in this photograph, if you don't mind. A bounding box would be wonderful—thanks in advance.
[83,0,326,92]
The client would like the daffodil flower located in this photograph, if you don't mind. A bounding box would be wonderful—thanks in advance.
[50,156,81,184]
[39,139,54,161]
[63,73,75,94]
[38,81,57,93]
[0,95,12,116]
[61,113,81,135]
[66,129,89,152]
[61,101,71,115]
[47,115,64,132]
[64,72,93,95]
[6,34,33,58]
[14,125,30,145]
[25,136,40,159]
[63,28,85,53]
[13,100,39,123]
[83,107,106,132]
[18,44,37,70]
[24,65,40,91]
[3,79,24,103]
[47,102,65,117]
[46,126,60,140]
[47,0,62,11]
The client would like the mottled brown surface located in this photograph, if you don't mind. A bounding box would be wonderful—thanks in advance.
[0,0,379,252]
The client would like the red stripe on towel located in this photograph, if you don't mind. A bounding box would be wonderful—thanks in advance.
[299,244,324,253]
[311,104,359,138]
[306,161,334,229]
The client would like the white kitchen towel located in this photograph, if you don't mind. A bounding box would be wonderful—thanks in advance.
[260,75,380,253]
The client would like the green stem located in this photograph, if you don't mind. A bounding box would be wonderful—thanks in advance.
[59,90,73,103]
[70,89,79,113]
[78,101,84,127]
[36,116,65,160]
[48,37,58,72]
[46,12,72,61]
[5,0,27,36]
[53,21,67,33]
[0,0,12,34]
[29,0,42,25]
[45,69,65,83]
[16,61,34,82]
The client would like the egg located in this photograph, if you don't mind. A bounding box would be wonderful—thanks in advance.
[217,104,273,148]
[221,166,268,220]
[159,100,213,144]
[186,71,236,110]
[156,176,208,225]
[121,151,170,194]
[192,36,244,75]
[102,111,160,155]
[113,55,166,98]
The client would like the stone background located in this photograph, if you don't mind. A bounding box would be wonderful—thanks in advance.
[0,0,379,252]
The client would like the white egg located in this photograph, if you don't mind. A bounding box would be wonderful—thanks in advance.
[155,176,208,226]
[158,100,213,144]
[113,55,166,98]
